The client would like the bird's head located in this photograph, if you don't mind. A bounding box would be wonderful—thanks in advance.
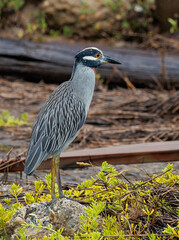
[75,47,121,68]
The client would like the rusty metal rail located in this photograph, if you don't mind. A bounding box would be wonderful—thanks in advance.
[0,141,179,173]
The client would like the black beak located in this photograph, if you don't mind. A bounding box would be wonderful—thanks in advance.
[101,55,121,64]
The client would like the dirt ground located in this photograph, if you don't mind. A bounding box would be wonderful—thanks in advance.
[0,76,178,154]
[0,76,179,198]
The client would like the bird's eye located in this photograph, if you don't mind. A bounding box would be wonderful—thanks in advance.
[95,53,101,58]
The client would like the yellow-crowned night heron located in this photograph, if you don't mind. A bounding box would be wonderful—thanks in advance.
[24,47,121,199]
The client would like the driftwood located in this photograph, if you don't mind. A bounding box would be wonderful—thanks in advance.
[0,141,179,172]
[0,37,179,88]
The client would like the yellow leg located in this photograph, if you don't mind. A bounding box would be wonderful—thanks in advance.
[51,157,56,199]
[54,155,64,198]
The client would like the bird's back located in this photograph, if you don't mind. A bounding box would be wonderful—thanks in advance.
[25,81,86,175]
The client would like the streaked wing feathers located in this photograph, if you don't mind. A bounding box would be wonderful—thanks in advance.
[25,82,86,175]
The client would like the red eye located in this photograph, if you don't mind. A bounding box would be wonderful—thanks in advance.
[95,53,101,58]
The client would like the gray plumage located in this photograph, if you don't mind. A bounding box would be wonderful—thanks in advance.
[25,63,95,175]
[24,47,121,186]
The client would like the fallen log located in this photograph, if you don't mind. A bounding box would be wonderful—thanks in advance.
[0,141,179,172]
[0,38,179,88]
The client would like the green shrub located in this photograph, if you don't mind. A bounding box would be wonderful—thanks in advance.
[0,162,178,239]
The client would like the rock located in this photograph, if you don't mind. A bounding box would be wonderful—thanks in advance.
[7,199,86,239]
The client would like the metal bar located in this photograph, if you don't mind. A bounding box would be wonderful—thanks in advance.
[0,141,179,172]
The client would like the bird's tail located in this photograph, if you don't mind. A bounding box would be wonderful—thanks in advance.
[24,141,45,175]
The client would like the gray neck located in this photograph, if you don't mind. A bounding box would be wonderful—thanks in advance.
[70,62,95,113]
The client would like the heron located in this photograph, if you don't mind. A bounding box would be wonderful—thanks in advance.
[24,47,121,199]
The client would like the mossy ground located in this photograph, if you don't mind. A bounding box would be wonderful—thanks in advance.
[0,162,178,239]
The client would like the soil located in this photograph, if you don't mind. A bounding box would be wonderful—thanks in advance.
[0,76,178,154]
[0,76,178,190]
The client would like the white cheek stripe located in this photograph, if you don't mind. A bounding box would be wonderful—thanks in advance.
[83,56,98,61]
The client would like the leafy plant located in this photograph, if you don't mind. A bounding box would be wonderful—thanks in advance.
[0,0,24,12]
[25,180,50,204]
[0,0,24,26]
[0,162,178,239]
[27,12,47,36]
[49,29,60,38]
[80,1,88,15]
[27,23,37,35]
[79,201,105,234]
[0,201,22,236]
[63,26,73,37]
[168,18,178,33]
[163,222,179,238]
[102,0,154,35]
[0,110,29,126]
[37,12,47,34]
[7,0,24,11]
[9,183,23,203]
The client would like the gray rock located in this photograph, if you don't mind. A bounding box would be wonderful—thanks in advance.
[7,199,86,239]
